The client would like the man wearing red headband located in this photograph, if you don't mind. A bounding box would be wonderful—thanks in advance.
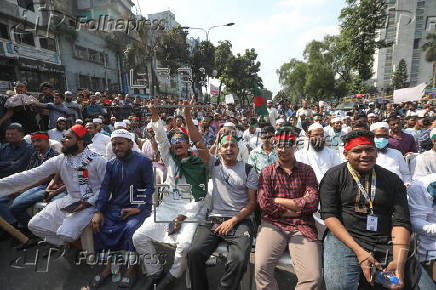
[0,124,107,247]
[9,131,60,236]
[255,126,321,290]
[320,130,414,289]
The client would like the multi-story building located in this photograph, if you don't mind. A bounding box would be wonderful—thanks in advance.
[374,0,436,92]
[0,0,65,92]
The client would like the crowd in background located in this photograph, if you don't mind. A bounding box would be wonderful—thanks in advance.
[0,81,435,290]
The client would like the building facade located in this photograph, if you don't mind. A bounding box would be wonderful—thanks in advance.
[0,0,65,93]
[374,0,436,92]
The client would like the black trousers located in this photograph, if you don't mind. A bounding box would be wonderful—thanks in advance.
[187,219,253,290]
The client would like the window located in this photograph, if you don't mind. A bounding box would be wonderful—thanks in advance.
[416,16,424,21]
[417,1,425,8]
[413,38,421,49]
[74,45,88,59]
[416,9,424,16]
[39,37,56,51]
[0,23,9,40]
[14,30,35,46]
[416,23,424,29]
[88,49,103,64]
[17,0,34,11]
[415,31,423,38]
[79,74,90,88]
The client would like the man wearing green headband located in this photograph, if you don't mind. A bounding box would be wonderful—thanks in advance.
[133,100,209,290]
[413,128,436,180]
[187,110,258,290]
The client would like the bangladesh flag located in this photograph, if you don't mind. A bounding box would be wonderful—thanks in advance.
[253,87,268,116]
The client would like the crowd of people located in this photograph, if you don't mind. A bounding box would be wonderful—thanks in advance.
[0,80,435,290]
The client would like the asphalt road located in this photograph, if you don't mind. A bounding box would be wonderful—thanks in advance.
[0,240,298,290]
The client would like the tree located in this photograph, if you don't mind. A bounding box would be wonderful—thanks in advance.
[392,59,408,89]
[422,32,436,88]
[155,26,189,76]
[214,40,234,104]
[189,40,216,97]
[339,0,387,85]
[277,59,308,103]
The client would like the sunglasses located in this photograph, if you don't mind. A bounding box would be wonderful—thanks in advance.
[170,138,187,145]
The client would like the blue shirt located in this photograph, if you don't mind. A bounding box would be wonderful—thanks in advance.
[95,151,154,214]
[0,141,34,178]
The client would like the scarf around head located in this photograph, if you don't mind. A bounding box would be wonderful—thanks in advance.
[172,152,208,202]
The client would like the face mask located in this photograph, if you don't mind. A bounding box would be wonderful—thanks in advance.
[374,137,388,149]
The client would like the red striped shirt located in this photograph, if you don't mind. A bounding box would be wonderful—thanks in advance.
[258,161,319,241]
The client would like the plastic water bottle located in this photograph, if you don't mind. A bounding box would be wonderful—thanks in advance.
[375,271,399,288]
[111,263,121,282]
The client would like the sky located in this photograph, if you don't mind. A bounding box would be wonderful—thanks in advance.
[137,0,346,95]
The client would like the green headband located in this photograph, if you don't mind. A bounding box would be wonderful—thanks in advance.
[220,135,238,145]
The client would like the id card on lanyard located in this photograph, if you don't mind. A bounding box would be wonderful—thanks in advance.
[347,163,378,232]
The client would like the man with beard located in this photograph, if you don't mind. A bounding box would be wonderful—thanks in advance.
[141,122,166,184]
[295,122,341,183]
[324,117,347,151]
[106,122,140,161]
[370,122,411,184]
[387,115,417,156]
[48,117,67,142]
[0,124,106,246]
[83,129,154,290]
[320,130,413,289]
[133,101,209,290]
[64,91,82,123]
[267,100,280,127]
[255,126,321,290]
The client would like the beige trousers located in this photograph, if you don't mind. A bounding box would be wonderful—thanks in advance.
[254,221,322,290]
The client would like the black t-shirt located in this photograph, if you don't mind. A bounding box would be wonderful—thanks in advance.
[319,163,411,251]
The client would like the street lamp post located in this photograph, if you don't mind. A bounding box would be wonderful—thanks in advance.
[181,23,235,102]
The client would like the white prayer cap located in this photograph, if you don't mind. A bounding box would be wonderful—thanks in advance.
[409,111,417,117]
[267,100,273,104]
[308,122,324,132]
[123,119,131,125]
[367,113,377,118]
[223,122,236,128]
[93,118,103,123]
[56,117,66,122]
[276,118,285,125]
[369,101,375,105]
[370,122,389,132]
[114,121,126,129]
[64,90,72,95]
[417,111,426,118]
[319,101,325,107]
[111,129,135,142]
[146,122,153,129]
[193,119,199,126]
[95,91,101,95]
[75,119,83,124]
[331,117,342,123]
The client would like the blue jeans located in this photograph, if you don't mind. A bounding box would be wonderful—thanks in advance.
[0,196,16,225]
[324,231,362,290]
[10,186,66,229]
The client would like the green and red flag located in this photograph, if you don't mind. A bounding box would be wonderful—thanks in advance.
[253,87,268,116]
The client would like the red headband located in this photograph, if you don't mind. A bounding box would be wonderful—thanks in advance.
[273,133,296,141]
[70,124,87,138]
[344,136,373,151]
[31,133,49,140]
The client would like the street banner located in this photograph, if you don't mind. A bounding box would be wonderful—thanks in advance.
[393,83,427,104]
[210,83,219,95]
[225,94,234,104]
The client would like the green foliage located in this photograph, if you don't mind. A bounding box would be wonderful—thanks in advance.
[423,32,436,63]
[155,27,189,75]
[188,40,216,93]
[339,0,387,83]
[391,59,408,89]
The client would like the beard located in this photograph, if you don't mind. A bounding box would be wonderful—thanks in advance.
[310,138,325,151]
[61,143,79,155]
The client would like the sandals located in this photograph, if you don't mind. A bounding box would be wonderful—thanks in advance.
[117,273,137,289]
[82,273,111,290]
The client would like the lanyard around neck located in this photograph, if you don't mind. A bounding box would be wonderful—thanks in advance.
[347,163,377,213]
